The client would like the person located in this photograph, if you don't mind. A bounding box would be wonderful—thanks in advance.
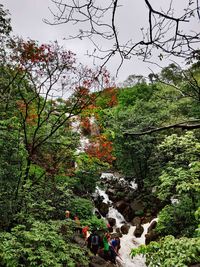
[103,232,110,261]
[111,237,121,253]
[103,232,118,264]
[65,210,70,220]
[82,226,89,240]
[88,230,100,255]
[74,215,82,234]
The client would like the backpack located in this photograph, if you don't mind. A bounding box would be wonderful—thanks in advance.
[91,234,99,246]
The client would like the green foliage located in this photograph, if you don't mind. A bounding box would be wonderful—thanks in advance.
[74,153,107,194]
[156,199,198,237]
[118,83,153,107]
[68,197,94,220]
[131,235,200,267]
[0,220,89,267]
[81,215,107,232]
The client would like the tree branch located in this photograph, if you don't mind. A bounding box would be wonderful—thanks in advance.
[124,120,200,136]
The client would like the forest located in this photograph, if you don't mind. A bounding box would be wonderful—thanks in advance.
[0,2,200,267]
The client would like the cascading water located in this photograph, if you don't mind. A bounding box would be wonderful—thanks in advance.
[95,175,157,267]
[72,118,154,266]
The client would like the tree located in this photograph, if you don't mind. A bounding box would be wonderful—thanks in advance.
[47,0,200,70]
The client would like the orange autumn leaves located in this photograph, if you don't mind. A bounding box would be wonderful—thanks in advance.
[79,87,118,164]
[85,135,115,164]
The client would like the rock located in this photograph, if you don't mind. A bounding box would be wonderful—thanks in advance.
[133,224,144,238]
[115,200,128,214]
[123,206,135,222]
[131,216,141,226]
[141,216,152,224]
[130,199,144,213]
[107,217,116,227]
[106,188,116,196]
[147,220,157,233]
[73,235,86,246]
[108,226,113,233]
[98,202,109,217]
[89,255,115,267]
[145,230,159,245]
[121,224,130,234]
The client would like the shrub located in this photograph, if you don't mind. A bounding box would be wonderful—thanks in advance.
[131,235,200,267]
[0,220,89,267]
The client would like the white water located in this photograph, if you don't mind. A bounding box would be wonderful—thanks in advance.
[95,185,151,267]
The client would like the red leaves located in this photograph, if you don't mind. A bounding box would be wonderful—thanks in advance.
[80,117,91,135]
[11,39,76,73]
[85,135,115,164]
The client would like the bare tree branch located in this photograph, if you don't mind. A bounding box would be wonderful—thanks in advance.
[45,0,200,70]
[124,119,200,136]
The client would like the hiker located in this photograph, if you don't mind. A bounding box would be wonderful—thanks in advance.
[102,232,118,264]
[82,226,89,240]
[65,210,70,220]
[74,215,82,234]
[88,230,100,255]
[111,236,121,253]
[102,232,110,261]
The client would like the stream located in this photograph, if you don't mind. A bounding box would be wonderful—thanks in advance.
[73,121,153,266]
[95,174,156,267]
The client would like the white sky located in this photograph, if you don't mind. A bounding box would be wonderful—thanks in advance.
[1,0,199,83]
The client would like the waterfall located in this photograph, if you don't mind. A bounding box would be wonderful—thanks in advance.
[95,184,153,267]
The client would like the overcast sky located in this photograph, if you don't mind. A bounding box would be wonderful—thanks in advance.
[1,0,198,83]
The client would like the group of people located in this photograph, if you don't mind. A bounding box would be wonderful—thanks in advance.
[87,231,121,264]
[65,210,121,265]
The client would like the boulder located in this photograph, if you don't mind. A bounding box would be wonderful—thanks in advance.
[107,217,116,227]
[130,199,144,213]
[131,216,141,226]
[115,200,128,214]
[98,202,109,217]
[121,224,130,234]
[147,220,157,233]
[106,188,116,196]
[123,206,135,222]
[133,224,144,238]
[89,255,115,267]
[145,230,159,245]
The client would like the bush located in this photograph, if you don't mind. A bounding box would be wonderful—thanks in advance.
[131,235,200,267]
[68,197,94,220]
[156,199,197,237]
[81,215,107,232]
[0,220,89,267]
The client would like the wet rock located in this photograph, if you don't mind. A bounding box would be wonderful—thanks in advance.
[147,220,157,233]
[98,202,109,217]
[115,200,128,214]
[141,216,152,224]
[131,216,141,226]
[73,235,86,246]
[123,206,135,222]
[107,217,116,227]
[133,224,144,238]
[145,230,159,245]
[121,224,130,234]
[130,199,144,213]
[106,188,116,196]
